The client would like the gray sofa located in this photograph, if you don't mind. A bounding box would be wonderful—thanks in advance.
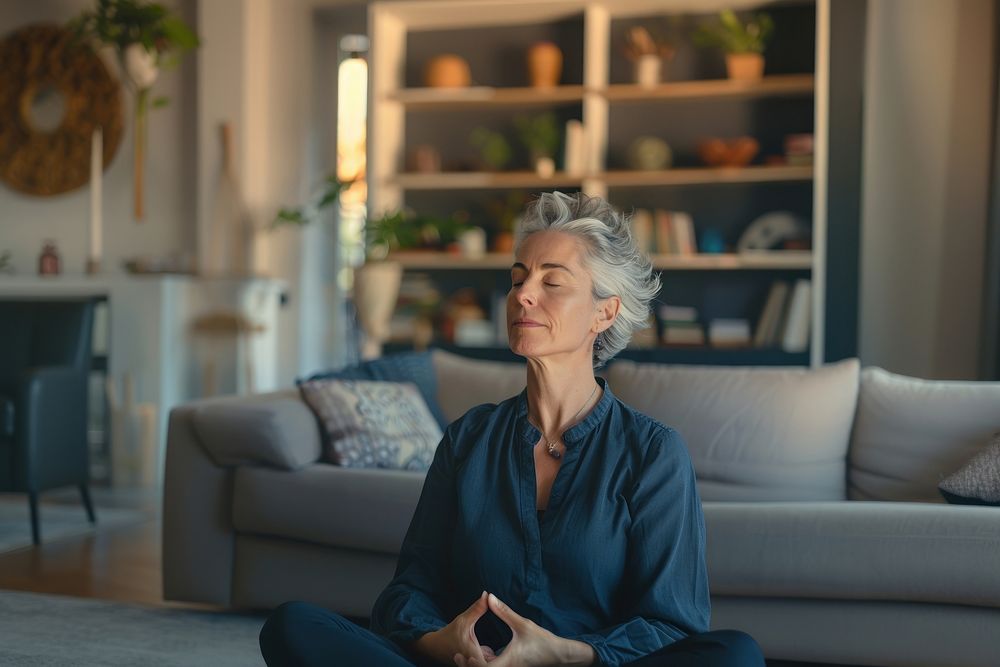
[163,350,1000,667]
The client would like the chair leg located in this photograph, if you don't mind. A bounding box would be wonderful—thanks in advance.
[28,491,40,545]
[79,484,96,524]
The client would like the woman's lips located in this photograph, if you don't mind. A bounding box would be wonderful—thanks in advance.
[513,319,543,327]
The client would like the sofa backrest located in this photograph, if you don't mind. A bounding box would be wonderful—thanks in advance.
[848,367,1000,502]
[608,359,860,501]
[431,349,861,502]
[431,350,527,422]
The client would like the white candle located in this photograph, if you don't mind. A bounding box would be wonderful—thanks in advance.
[90,127,103,263]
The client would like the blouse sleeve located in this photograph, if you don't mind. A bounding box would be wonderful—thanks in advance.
[370,423,460,643]
[570,427,711,667]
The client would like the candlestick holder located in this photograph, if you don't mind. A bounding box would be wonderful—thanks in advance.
[86,258,101,275]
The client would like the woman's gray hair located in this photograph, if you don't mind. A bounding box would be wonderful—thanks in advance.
[515,191,660,368]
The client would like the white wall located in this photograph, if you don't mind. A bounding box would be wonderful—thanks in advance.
[860,0,995,379]
[0,0,197,276]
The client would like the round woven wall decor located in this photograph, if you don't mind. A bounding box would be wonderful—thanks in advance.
[0,23,124,196]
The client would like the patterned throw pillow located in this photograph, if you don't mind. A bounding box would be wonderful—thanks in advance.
[298,351,447,429]
[939,433,1000,506]
[299,380,443,471]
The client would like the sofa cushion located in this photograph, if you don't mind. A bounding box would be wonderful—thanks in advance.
[301,351,448,429]
[704,501,1000,608]
[608,359,860,501]
[849,368,1000,502]
[191,390,322,470]
[431,349,526,423]
[232,464,424,555]
[938,433,1000,506]
[299,379,442,471]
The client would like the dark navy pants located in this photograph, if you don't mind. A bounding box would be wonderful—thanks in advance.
[260,601,765,667]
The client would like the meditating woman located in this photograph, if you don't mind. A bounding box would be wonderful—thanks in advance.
[260,192,764,666]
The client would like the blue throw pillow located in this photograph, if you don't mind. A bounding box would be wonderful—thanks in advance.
[299,351,448,429]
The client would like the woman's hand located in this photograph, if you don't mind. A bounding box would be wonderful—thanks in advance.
[411,591,497,665]
[455,593,595,667]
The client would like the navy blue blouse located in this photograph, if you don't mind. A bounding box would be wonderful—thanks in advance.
[370,378,710,667]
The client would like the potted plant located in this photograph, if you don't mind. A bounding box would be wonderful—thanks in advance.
[470,128,513,172]
[693,9,774,82]
[514,112,560,177]
[69,0,199,221]
[623,25,676,87]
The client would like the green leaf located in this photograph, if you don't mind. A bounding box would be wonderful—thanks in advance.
[151,96,169,108]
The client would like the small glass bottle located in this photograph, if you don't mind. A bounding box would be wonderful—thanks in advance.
[38,240,61,275]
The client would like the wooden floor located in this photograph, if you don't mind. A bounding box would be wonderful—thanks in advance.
[0,487,210,610]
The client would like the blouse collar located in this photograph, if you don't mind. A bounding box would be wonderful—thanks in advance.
[517,376,614,448]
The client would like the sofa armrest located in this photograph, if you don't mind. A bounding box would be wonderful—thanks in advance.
[190,390,322,470]
[162,403,237,606]
[162,390,322,607]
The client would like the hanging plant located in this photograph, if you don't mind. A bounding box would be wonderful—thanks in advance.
[69,0,199,222]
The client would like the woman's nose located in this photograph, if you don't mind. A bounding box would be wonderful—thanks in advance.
[516,285,536,306]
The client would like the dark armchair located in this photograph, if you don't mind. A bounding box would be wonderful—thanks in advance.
[0,299,98,544]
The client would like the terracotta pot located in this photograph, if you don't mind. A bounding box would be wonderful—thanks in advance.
[526,41,562,88]
[493,232,515,253]
[725,53,765,82]
[424,54,471,88]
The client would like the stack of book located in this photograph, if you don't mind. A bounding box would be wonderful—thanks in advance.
[631,209,697,256]
[753,279,812,352]
[658,304,705,346]
[708,318,752,348]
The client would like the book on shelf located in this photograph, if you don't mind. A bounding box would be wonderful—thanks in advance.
[657,304,705,346]
[658,304,698,323]
[491,291,509,346]
[653,210,697,255]
[630,209,655,254]
[628,315,659,349]
[662,322,706,346]
[671,212,698,255]
[781,279,812,353]
[563,119,585,176]
[708,318,752,348]
[753,281,791,347]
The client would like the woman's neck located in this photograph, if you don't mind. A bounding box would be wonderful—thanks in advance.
[525,359,602,439]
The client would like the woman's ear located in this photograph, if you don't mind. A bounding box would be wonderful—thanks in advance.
[594,296,621,333]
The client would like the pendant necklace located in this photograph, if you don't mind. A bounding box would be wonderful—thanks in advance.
[537,382,599,460]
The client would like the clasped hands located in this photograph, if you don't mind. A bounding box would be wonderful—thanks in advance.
[413,591,593,667]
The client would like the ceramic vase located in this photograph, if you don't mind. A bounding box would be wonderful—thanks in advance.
[354,260,403,359]
[527,41,562,88]
[634,55,662,87]
[534,156,556,177]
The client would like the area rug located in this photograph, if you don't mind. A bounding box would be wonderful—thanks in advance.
[0,589,266,666]
[0,495,147,554]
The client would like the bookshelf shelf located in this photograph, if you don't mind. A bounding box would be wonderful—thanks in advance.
[601,165,813,188]
[391,166,812,190]
[388,251,813,271]
[603,74,815,103]
[388,85,586,109]
[391,171,585,190]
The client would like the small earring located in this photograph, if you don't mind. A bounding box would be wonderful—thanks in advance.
[593,336,604,351]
